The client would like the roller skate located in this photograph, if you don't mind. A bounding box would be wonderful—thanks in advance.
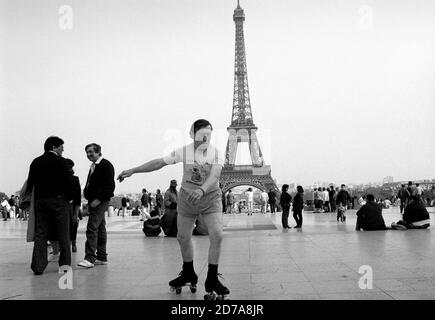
[203,272,230,300]
[169,270,198,294]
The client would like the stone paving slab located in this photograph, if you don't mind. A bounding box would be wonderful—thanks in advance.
[1,207,434,300]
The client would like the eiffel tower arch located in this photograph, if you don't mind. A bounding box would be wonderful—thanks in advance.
[219,1,279,195]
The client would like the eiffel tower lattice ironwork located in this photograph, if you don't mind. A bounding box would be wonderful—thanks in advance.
[219,0,279,194]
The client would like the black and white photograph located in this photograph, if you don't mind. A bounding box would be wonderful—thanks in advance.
[1,0,435,306]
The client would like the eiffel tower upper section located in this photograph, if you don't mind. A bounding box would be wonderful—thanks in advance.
[230,0,256,129]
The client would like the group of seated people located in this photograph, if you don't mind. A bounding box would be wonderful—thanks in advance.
[142,208,208,237]
[356,194,430,231]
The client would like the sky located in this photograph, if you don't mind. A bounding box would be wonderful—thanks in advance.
[0,0,434,195]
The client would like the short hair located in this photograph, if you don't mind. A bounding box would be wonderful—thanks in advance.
[142,189,147,193]
[44,136,64,152]
[85,143,102,155]
[341,184,346,187]
[408,181,413,185]
[416,183,420,187]
[157,189,160,193]
[64,158,74,169]
[313,188,317,191]
[401,184,405,187]
[282,184,289,192]
[193,119,213,135]
[366,194,375,201]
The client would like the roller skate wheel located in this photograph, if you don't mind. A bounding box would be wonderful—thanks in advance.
[190,285,197,293]
[175,287,182,294]
[204,292,216,300]
[169,286,176,293]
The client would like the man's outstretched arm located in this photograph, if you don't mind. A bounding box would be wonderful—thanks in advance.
[117,158,168,182]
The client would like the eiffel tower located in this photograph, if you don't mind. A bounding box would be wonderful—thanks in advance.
[219,0,279,194]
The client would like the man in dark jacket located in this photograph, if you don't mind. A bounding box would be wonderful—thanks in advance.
[268,189,277,213]
[26,136,73,275]
[355,194,387,231]
[78,143,115,268]
[328,186,336,212]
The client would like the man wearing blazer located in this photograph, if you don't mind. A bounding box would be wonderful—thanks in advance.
[26,136,73,275]
[78,143,115,268]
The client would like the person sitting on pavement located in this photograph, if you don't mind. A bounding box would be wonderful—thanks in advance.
[355,194,387,231]
[142,208,162,237]
[391,196,430,230]
[161,179,178,237]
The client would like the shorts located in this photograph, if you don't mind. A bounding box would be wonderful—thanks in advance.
[178,187,222,218]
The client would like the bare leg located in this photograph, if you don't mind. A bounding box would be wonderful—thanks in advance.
[176,214,196,262]
[202,212,223,265]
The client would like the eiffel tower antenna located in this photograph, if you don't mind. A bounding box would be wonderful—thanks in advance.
[219,1,279,194]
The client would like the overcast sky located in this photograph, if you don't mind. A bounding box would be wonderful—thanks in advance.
[1,0,434,195]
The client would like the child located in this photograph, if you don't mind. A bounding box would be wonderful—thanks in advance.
[337,202,346,222]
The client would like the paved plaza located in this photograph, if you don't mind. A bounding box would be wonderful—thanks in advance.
[1,207,435,300]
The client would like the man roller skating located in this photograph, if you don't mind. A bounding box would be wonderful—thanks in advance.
[118,119,229,300]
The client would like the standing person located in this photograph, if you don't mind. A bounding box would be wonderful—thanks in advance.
[148,192,153,211]
[260,190,268,214]
[155,189,163,214]
[220,184,226,214]
[8,195,16,220]
[292,186,304,228]
[140,189,149,221]
[268,189,277,213]
[336,184,351,222]
[65,159,81,253]
[162,180,178,237]
[25,136,73,275]
[1,197,10,220]
[351,195,356,209]
[77,143,115,268]
[416,183,423,199]
[121,196,128,217]
[323,187,330,212]
[313,188,319,213]
[280,184,292,229]
[117,119,230,299]
[245,188,254,216]
[397,184,410,214]
[225,189,235,214]
[328,186,336,212]
[318,187,324,213]
[407,181,416,200]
